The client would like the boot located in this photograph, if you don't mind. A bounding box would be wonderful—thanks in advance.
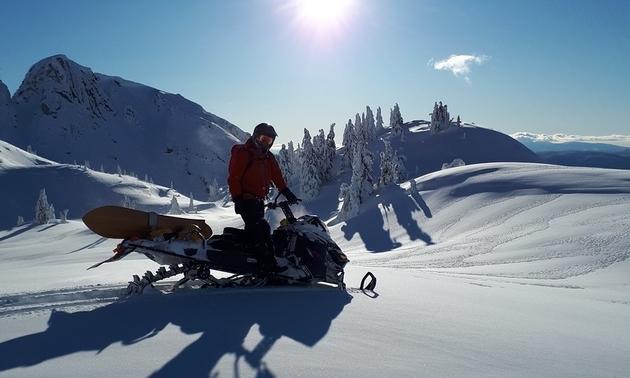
[255,242,287,274]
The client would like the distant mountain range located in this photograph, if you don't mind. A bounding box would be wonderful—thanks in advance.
[513,136,630,170]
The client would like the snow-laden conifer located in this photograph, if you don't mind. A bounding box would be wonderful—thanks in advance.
[355,113,364,143]
[59,209,69,223]
[122,195,135,209]
[169,195,182,215]
[393,150,408,183]
[35,188,51,225]
[341,119,355,173]
[277,144,292,183]
[430,101,455,134]
[324,123,336,182]
[390,103,404,139]
[376,106,384,131]
[337,122,375,220]
[299,129,320,201]
[206,178,220,201]
[48,203,56,222]
[365,106,376,141]
[188,193,197,213]
[312,129,327,184]
[377,139,395,188]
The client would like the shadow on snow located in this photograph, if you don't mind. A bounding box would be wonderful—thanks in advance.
[0,288,352,377]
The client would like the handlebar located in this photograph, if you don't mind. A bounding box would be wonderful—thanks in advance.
[266,196,301,224]
[266,198,302,210]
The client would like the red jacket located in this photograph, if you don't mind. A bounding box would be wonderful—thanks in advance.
[228,138,287,200]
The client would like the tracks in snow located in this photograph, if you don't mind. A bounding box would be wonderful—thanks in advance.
[0,285,127,318]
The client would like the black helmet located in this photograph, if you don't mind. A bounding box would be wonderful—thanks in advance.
[252,123,277,153]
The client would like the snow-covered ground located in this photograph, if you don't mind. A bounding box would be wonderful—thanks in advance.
[1,161,629,378]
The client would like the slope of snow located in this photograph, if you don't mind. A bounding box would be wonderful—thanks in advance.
[0,139,56,168]
[1,162,629,378]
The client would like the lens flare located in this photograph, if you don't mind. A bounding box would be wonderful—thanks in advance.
[297,0,354,26]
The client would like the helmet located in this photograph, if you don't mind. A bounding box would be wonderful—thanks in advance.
[252,123,277,153]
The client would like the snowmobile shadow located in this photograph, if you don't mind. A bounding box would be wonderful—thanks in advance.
[0,288,351,377]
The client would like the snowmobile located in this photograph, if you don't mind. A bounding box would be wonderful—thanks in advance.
[85,197,368,294]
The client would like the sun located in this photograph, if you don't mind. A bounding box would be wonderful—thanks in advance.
[295,0,354,27]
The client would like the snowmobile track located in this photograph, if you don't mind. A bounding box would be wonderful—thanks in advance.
[0,285,128,318]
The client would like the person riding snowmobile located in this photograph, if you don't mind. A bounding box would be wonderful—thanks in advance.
[227,122,299,269]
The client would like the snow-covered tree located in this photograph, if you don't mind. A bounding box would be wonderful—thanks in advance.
[188,193,197,213]
[390,103,404,139]
[337,182,360,221]
[312,129,327,184]
[287,141,297,167]
[17,216,25,226]
[122,195,135,209]
[375,106,384,132]
[48,203,56,222]
[277,144,292,182]
[365,106,376,141]
[341,119,356,173]
[355,113,364,143]
[299,128,320,201]
[342,118,354,150]
[35,189,51,225]
[337,122,375,220]
[377,139,395,188]
[355,141,375,200]
[393,149,408,183]
[430,101,455,134]
[442,158,466,170]
[323,123,336,182]
[207,178,220,201]
[169,195,182,215]
[59,209,69,223]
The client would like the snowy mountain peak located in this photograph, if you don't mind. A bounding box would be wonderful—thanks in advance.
[4,55,247,201]
[14,54,112,125]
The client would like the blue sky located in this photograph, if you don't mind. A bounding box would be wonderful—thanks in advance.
[1,0,628,146]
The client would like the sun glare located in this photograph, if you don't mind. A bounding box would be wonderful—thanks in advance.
[278,0,358,47]
[298,0,354,25]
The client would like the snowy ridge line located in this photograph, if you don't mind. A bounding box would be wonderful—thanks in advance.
[0,285,125,318]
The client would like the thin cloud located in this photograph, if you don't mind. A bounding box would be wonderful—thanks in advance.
[432,54,490,82]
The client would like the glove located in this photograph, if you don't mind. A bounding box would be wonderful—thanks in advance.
[280,187,299,205]
[233,195,244,214]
